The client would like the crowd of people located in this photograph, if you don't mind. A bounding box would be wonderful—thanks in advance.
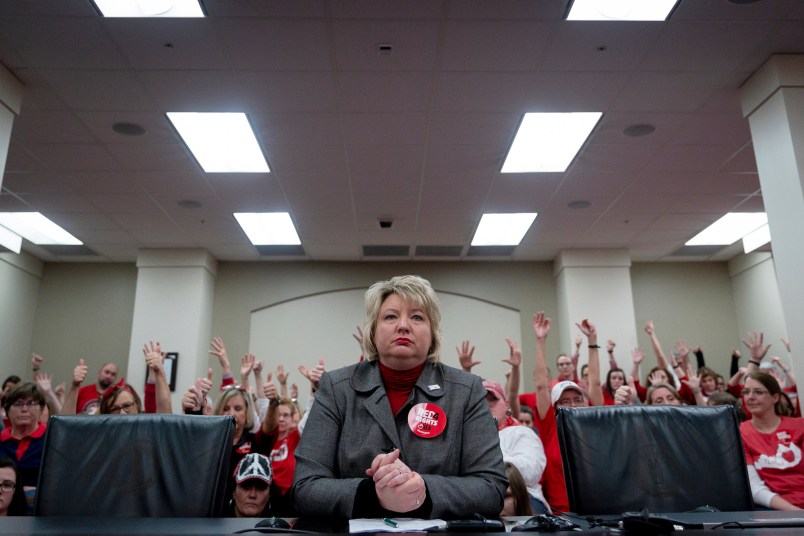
[0,274,801,518]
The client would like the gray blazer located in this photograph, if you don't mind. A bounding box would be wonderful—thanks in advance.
[291,360,507,519]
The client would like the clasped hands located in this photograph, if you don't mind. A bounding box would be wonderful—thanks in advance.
[366,449,426,513]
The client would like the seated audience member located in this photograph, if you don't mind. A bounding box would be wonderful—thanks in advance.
[292,275,507,520]
[0,376,21,427]
[501,462,533,517]
[0,383,47,512]
[99,382,143,415]
[602,368,625,406]
[182,372,279,503]
[707,391,747,422]
[0,458,27,516]
[484,379,549,514]
[269,398,301,515]
[525,312,602,514]
[226,453,277,518]
[645,383,682,406]
[740,371,804,510]
[518,406,535,429]
[77,362,119,415]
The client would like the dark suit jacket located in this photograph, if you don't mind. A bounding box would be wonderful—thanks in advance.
[291,360,507,519]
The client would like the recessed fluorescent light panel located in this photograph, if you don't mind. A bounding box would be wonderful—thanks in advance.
[167,113,269,173]
[566,0,679,21]
[234,213,301,245]
[0,212,82,245]
[92,0,204,17]
[685,213,768,246]
[0,224,22,253]
[502,112,602,173]
[471,213,537,246]
[743,223,771,254]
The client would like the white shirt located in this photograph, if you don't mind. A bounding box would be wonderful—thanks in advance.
[499,424,550,512]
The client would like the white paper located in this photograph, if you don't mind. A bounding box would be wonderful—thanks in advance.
[349,518,447,533]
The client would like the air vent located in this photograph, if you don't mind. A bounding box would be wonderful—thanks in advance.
[256,245,305,256]
[40,245,98,256]
[467,246,516,257]
[415,246,462,257]
[363,245,409,257]
[669,245,723,257]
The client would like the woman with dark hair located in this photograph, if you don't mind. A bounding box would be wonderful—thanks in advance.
[0,458,28,516]
[0,383,47,512]
[740,371,804,510]
[602,368,625,406]
[501,462,533,517]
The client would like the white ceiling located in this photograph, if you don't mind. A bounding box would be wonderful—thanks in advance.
[0,0,802,263]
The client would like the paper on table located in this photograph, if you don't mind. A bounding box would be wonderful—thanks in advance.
[349,518,447,533]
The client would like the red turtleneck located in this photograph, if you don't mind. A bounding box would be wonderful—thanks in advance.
[379,361,425,415]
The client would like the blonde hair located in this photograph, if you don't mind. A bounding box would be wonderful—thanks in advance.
[213,388,255,430]
[361,275,442,363]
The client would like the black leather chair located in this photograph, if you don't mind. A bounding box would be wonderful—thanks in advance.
[34,414,234,517]
[556,404,753,515]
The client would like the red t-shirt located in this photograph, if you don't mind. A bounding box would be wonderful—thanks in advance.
[741,416,804,508]
[270,428,301,495]
[76,385,100,414]
[533,405,569,514]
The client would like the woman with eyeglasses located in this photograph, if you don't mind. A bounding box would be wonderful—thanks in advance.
[740,371,804,510]
[0,458,27,516]
[0,383,48,512]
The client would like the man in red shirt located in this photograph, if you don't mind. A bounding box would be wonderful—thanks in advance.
[75,361,118,414]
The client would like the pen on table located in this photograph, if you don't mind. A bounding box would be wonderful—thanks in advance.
[383,518,399,528]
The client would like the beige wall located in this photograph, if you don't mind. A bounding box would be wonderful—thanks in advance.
[29,263,137,388]
[16,258,782,397]
[0,252,42,379]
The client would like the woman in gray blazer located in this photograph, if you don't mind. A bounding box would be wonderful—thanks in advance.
[292,275,507,520]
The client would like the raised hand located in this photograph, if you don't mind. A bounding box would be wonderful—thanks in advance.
[576,319,597,338]
[143,341,164,374]
[742,331,771,362]
[209,337,231,370]
[263,372,278,401]
[456,340,479,372]
[614,376,635,405]
[252,359,264,375]
[501,338,521,368]
[533,311,551,341]
[239,353,254,380]
[276,364,289,385]
[290,383,298,400]
[298,359,325,390]
[644,320,655,335]
[607,339,616,354]
[674,340,690,361]
[34,372,53,393]
[352,325,364,348]
[72,358,88,386]
[781,337,792,354]
[575,335,583,351]
[632,347,645,365]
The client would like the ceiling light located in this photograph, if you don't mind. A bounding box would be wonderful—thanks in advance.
[471,213,537,246]
[0,224,22,254]
[685,213,767,246]
[502,112,601,173]
[234,213,301,245]
[0,213,82,245]
[167,112,269,173]
[566,0,679,21]
[92,0,204,17]
[743,223,771,254]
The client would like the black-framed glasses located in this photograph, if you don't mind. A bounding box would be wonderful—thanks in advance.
[10,400,41,409]
[0,480,15,493]
[108,401,138,414]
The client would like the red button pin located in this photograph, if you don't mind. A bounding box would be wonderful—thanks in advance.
[408,402,447,438]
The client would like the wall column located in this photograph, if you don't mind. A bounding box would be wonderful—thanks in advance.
[553,249,638,374]
[741,55,804,375]
[128,249,217,409]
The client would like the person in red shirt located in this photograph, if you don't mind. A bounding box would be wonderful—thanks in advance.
[529,312,603,514]
[269,398,301,515]
[740,371,804,510]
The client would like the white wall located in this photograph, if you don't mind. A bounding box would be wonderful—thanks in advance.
[0,252,42,379]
